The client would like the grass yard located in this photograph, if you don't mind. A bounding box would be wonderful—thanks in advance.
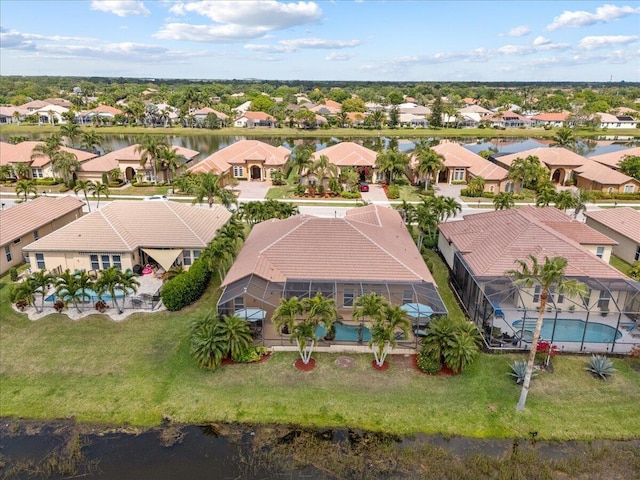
[1,255,639,439]
[610,255,633,277]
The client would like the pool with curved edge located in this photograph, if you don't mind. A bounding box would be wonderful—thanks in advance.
[316,323,371,342]
[512,318,622,343]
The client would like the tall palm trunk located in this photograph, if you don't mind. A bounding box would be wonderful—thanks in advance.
[516,290,547,411]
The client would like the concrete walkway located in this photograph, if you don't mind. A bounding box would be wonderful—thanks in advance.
[233,180,271,201]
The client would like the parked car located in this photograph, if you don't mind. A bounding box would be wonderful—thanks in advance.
[359,182,369,192]
[143,195,168,201]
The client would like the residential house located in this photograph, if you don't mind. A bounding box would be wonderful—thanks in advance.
[233,101,252,115]
[484,111,531,128]
[590,147,640,170]
[0,141,97,180]
[310,100,342,116]
[234,111,276,128]
[0,196,84,275]
[0,106,28,124]
[34,104,69,125]
[192,107,229,127]
[492,147,586,186]
[585,208,640,266]
[76,105,123,125]
[216,205,447,345]
[308,142,379,184]
[573,159,640,194]
[428,142,511,193]
[597,113,638,129]
[438,206,639,352]
[399,113,428,128]
[23,201,231,275]
[345,112,366,127]
[77,143,200,183]
[188,139,289,182]
[530,112,571,128]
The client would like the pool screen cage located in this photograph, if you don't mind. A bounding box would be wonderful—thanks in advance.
[217,274,448,348]
[450,252,640,354]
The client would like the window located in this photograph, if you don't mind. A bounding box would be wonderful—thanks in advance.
[112,255,122,271]
[101,254,110,269]
[5,245,12,262]
[343,288,354,307]
[193,250,201,260]
[233,166,244,178]
[489,185,495,192]
[453,168,465,181]
[596,246,604,259]
[35,253,45,270]
[269,168,275,177]
[597,290,610,310]
[145,171,152,181]
[635,245,640,262]
[533,285,541,303]
[183,250,192,266]
[30,168,43,178]
[234,296,245,310]
[624,185,635,193]
[505,181,514,193]
[13,238,20,245]
[402,289,413,305]
[90,254,99,270]
[33,230,39,241]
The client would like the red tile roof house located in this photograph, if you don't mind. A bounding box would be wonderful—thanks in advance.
[494,147,588,187]
[483,111,531,129]
[415,142,510,193]
[438,206,640,352]
[77,144,199,184]
[192,107,229,127]
[305,141,380,185]
[590,146,640,171]
[188,139,289,182]
[233,111,277,128]
[584,207,640,266]
[0,196,84,275]
[530,111,571,128]
[0,141,97,180]
[216,205,447,347]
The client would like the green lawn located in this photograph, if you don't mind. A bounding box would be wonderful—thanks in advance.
[610,255,633,276]
[1,257,639,439]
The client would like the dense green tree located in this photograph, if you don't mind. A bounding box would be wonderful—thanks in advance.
[414,141,445,191]
[619,155,640,180]
[91,181,110,208]
[376,148,409,184]
[493,192,515,210]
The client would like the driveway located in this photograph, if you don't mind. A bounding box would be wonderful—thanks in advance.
[233,180,272,201]
[361,184,389,204]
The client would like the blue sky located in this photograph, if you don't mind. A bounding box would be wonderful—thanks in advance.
[1,1,639,81]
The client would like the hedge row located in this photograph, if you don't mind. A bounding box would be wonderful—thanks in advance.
[160,259,211,311]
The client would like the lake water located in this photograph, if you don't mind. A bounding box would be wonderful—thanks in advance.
[1,132,635,161]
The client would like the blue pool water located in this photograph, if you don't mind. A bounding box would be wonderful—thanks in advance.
[512,318,622,343]
[316,323,372,342]
[45,288,127,302]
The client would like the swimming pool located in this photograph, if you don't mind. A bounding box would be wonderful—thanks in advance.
[46,288,128,303]
[512,318,622,343]
[316,323,372,342]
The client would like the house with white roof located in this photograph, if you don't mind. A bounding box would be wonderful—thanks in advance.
[597,113,638,129]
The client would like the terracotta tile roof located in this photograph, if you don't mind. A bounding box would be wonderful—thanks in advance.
[23,201,231,253]
[495,147,586,168]
[88,144,199,171]
[485,111,531,123]
[193,107,229,120]
[222,205,435,286]
[189,140,289,174]
[590,147,640,168]
[0,196,85,245]
[574,159,639,186]
[19,100,49,110]
[431,143,509,181]
[438,207,624,279]
[241,111,275,121]
[0,141,97,167]
[86,105,123,115]
[584,207,640,243]
[312,142,378,167]
[531,112,571,121]
[0,106,29,117]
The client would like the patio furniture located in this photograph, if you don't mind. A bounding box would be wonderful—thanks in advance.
[492,302,504,318]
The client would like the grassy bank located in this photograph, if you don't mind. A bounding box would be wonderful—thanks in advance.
[2,123,638,139]
[1,259,639,440]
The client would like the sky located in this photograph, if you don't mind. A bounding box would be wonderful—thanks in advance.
[1,1,639,82]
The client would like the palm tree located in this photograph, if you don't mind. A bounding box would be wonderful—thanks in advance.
[80,130,101,152]
[628,261,640,281]
[60,123,81,147]
[190,313,227,370]
[30,134,63,164]
[508,156,547,194]
[74,180,95,212]
[13,163,30,180]
[302,292,337,332]
[219,314,254,361]
[535,187,557,207]
[550,128,576,150]
[376,148,409,185]
[369,304,411,367]
[554,190,577,212]
[572,189,592,219]
[443,322,481,373]
[394,200,416,226]
[0,165,13,182]
[10,280,37,311]
[190,172,221,208]
[30,269,55,313]
[290,320,317,365]
[310,154,338,187]
[158,146,181,183]
[421,316,455,368]
[353,292,387,343]
[414,142,445,191]
[493,192,515,210]
[53,151,81,186]
[272,296,303,335]
[91,181,110,208]
[55,269,85,313]
[286,144,315,177]
[95,267,138,314]
[15,179,37,202]
[441,196,462,221]
[507,255,587,411]
[135,136,169,183]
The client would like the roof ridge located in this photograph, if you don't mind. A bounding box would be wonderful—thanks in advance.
[165,202,207,246]
[99,205,134,250]
[259,216,309,255]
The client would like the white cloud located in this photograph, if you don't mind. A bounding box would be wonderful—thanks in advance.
[162,1,322,41]
[547,4,640,31]
[90,0,150,17]
[533,36,551,46]
[499,25,530,37]
[245,37,361,53]
[578,35,639,50]
[325,52,355,61]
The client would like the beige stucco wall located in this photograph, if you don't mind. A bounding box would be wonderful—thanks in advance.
[28,251,136,274]
[582,244,613,263]
[585,218,640,265]
[437,233,456,269]
[575,177,640,193]
[1,208,83,275]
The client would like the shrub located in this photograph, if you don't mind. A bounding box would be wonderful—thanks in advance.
[95,300,108,313]
[233,346,269,363]
[34,178,63,186]
[481,192,495,198]
[340,191,360,199]
[535,340,558,367]
[294,184,306,196]
[161,259,211,311]
[460,188,481,198]
[585,355,616,380]
[53,300,65,312]
[386,184,400,199]
[509,360,537,384]
[9,267,18,282]
[416,349,441,374]
[15,298,27,311]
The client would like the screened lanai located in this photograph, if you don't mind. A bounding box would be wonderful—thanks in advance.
[450,252,640,353]
[217,274,448,348]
